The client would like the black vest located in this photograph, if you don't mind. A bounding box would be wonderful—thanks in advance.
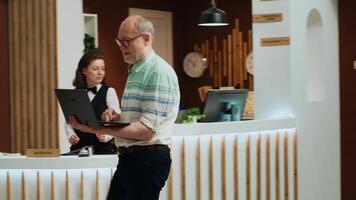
[70,84,117,154]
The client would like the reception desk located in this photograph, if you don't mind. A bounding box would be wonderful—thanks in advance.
[0,117,296,200]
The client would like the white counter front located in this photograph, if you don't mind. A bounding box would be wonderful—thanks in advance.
[172,116,295,135]
[0,155,118,169]
[0,117,297,200]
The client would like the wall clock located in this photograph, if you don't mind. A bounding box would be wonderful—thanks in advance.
[245,52,254,75]
[183,52,208,78]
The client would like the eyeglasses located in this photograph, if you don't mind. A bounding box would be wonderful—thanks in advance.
[115,34,145,47]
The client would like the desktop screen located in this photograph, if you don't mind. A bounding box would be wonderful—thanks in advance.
[201,89,248,122]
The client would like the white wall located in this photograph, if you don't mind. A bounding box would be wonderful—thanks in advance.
[252,0,291,119]
[289,0,340,200]
[56,0,84,153]
[253,0,292,119]
[253,0,341,199]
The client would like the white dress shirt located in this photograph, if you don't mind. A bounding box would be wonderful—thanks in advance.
[65,84,121,142]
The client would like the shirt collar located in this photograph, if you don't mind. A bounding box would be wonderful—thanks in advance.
[129,51,155,73]
[88,83,102,90]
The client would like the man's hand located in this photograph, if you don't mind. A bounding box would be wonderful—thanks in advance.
[69,134,80,145]
[101,108,120,122]
[68,116,99,134]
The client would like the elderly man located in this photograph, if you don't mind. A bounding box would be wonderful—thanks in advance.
[69,15,180,200]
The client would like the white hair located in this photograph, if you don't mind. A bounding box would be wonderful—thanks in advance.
[134,16,154,37]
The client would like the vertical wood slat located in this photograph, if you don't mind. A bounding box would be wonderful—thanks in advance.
[218,51,222,87]
[246,135,251,200]
[194,44,198,52]
[22,171,27,200]
[196,138,201,200]
[209,136,213,200]
[284,131,289,200]
[266,133,271,200]
[238,32,244,89]
[53,0,59,148]
[65,170,69,200]
[232,29,238,87]
[214,51,218,87]
[249,74,254,91]
[96,170,99,200]
[46,0,54,148]
[275,131,280,200]
[233,19,240,87]
[181,138,186,200]
[205,40,209,71]
[19,0,27,153]
[293,131,298,200]
[227,34,233,86]
[221,136,226,200]
[51,172,55,200]
[39,0,46,148]
[7,171,12,200]
[234,18,240,88]
[37,171,41,200]
[248,30,253,53]
[223,39,227,77]
[247,30,253,90]
[233,136,239,200]
[213,36,218,87]
[80,171,84,200]
[243,42,248,80]
[257,134,262,200]
[33,0,40,148]
[209,50,214,77]
[26,0,33,149]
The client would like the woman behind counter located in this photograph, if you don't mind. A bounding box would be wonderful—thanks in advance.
[65,49,120,154]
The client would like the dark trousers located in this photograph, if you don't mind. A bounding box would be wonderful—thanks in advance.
[106,146,171,200]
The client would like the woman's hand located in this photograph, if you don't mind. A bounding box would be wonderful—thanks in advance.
[68,116,99,134]
[96,133,113,143]
[101,108,120,122]
[69,134,80,145]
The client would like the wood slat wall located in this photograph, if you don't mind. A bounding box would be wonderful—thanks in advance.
[194,18,253,90]
[9,0,58,153]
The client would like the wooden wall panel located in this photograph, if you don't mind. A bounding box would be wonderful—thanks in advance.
[193,18,253,90]
[9,0,58,153]
[0,0,11,153]
[339,2,356,200]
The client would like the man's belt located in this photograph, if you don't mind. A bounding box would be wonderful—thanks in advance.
[118,144,168,155]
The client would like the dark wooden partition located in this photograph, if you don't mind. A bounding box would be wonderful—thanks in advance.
[339,1,356,200]
[0,0,10,152]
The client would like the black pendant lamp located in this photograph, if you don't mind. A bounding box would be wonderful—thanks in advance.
[198,0,228,26]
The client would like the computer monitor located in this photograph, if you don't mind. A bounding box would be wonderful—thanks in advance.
[201,89,248,122]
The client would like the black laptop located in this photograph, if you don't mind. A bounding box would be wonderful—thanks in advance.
[54,89,130,127]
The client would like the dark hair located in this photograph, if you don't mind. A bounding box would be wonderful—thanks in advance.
[72,49,105,88]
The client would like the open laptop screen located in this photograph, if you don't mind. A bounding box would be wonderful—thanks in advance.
[54,89,129,127]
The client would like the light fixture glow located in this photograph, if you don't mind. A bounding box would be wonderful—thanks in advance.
[198,0,228,26]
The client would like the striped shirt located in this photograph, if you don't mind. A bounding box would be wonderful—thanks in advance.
[117,51,180,147]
